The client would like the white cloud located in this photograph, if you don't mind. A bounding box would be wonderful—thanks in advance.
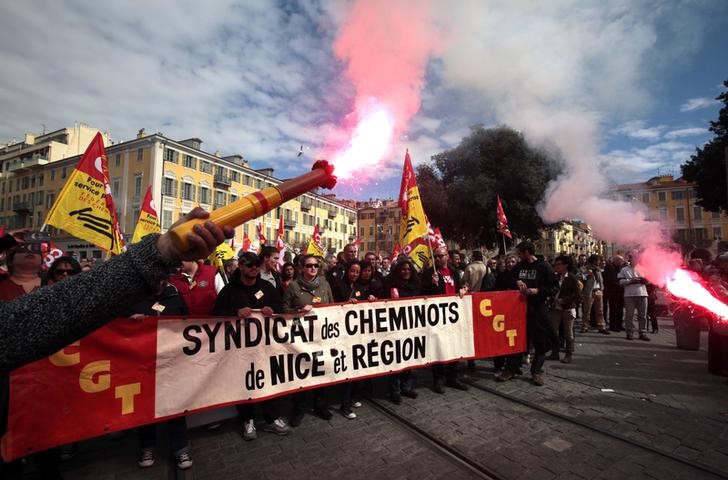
[610,121,667,141]
[680,97,718,112]
[601,140,694,182]
[664,127,708,139]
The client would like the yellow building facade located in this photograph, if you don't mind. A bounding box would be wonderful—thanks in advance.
[352,199,401,257]
[612,174,727,252]
[0,125,357,259]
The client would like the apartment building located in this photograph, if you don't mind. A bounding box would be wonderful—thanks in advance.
[0,124,357,259]
[612,174,727,252]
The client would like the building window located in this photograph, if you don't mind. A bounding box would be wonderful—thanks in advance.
[231,171,240,183]
[115,154,121,167]
[215,191,226,208]
[671,191,684,200]
[659,208,667,221]
[164,148,178,163]
[642,193,649,203]
[658,191,666,202]
[38,174,44,187]
[183,155,196,169]
[50,170,55,181]
[30,176,35,188]
[693,206,702,221]
[134,175,143,199]
[21,177,29,190]
[162,177,177,197]
[199,186,210,205]
[46,193,55,209]
[162,210,173,229]
[712,211,721,219]
[675,207,685,222]
[61,167,67,179]
[200,161,212,174]
[182,182,195,201]
[112,178,121,198]
[230,193,238,203]
[137,148,144,162]
[37,191,43,206]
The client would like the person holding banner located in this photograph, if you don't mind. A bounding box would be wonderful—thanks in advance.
[283,254,335,424]
[213,251,291,440]
[383,259,421,404]
[127,275,193,470]
[0,207,232,375]
[421,247,469,393]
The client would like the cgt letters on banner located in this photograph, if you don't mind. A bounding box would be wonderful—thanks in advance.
[2,291,525,461]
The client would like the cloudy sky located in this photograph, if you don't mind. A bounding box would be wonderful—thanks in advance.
[1,0,726,202]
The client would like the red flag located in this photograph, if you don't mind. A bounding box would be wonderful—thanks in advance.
[304,225,324,256]
[242,232,257,254]
[496,194,512,239]
[256,223,267,246]
[0,225,5,238]
[353,237,362,249]
[42,242,65,269]
[389,243,402,264]
[275,217,285,252]
[229,228,236,251]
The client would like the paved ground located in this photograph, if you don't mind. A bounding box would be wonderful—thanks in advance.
[18,314,728,480]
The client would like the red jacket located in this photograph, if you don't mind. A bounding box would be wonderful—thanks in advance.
[169,264,218,316]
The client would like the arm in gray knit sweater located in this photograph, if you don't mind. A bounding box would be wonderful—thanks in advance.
[0,209,231,373]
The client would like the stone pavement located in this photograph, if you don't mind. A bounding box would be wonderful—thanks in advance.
[20,315,728,479]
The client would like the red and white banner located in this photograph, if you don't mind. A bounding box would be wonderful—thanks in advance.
[2,291,525,461]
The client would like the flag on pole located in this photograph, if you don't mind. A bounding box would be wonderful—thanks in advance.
[242,232,258,254]
[256,223,267,246]
[208,241,235,270]
[398,151,430,269]
[275,217,286,268]
[44,132,125,254]
[275,217,285,252]
[229,228,236,251]
[131,186,160,244]
[496,194,512,239]
[304,225,325,257]
[389,243,402,264]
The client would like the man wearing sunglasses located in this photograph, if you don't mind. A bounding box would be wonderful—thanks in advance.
[421,247,469,393]
[214,251,289,440]
[283,254,334,424]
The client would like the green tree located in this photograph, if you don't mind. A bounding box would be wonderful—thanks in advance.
[417,125,561,249]
[682,79,728,212]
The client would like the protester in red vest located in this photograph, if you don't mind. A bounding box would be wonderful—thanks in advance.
[169,260,218,316]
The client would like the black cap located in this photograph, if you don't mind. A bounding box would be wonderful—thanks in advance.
[238,251,261,266]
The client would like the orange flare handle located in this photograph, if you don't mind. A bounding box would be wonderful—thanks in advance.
[169,160,336,252]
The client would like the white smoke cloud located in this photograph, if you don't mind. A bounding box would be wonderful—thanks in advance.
[423,0,711,264]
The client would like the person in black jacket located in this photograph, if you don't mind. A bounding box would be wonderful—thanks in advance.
[487,255,519,376]
[128,276,193,470]
[356,260,384,300]
[213,252,289,439]
[383,259,420,403]
[497,242,558,386]
[332,261,364,303]
[420,247,468,393]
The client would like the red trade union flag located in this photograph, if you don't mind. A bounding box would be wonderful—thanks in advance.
[275,217,285,252]
[496,194,512,239]
[131,186,160,244]
[389,243,401,263]
[42,242,65,269]
[256,223,267,246]
[44,132,125,254]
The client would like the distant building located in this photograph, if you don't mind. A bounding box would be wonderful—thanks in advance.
[535,220,604,260]
[352,199,400,257]
[0,124,357,259]
[611,174,727,253]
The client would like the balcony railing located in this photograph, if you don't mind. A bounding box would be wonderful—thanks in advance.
[12,201,32,213]
[214,174,231,188]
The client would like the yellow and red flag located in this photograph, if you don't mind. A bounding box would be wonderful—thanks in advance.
[275,217,285,252]
[304,225,325,257]
[496,194,512,239]
[131,186,160,244]
[398,151,430,269]
[44,132,125,254]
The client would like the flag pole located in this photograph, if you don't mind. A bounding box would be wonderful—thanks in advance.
[501,234,506,256]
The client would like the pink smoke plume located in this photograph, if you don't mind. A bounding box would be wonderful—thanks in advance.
[327,0,442,179]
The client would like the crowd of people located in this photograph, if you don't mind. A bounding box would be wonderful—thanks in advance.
[4,220,725,477]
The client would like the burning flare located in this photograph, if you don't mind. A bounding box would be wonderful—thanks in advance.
[331,106,394,179]
[666,269,728,319]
